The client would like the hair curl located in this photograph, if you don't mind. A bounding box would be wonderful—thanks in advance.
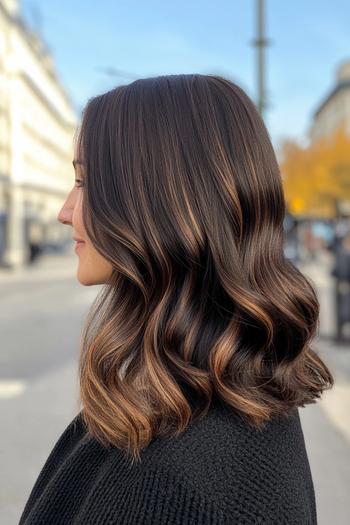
[74,74,334,464]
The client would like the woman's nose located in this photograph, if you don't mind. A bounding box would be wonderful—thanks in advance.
[57,203,73,225]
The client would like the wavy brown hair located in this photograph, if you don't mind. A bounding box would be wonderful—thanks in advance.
[74,74,334,464]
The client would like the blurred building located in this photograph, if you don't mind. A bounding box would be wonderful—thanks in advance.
[309,59,350,143]
[0,0,77,268]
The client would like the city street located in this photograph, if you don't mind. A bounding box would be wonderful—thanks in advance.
[1,250,349,524]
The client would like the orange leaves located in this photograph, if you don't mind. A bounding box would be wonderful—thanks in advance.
[279,123,350,218]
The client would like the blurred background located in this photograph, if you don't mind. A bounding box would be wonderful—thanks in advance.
[0,0,349,523]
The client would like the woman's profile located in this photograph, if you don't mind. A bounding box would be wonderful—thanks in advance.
[19,74,333,524]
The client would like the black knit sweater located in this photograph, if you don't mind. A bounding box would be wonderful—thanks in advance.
[19,400,317,524]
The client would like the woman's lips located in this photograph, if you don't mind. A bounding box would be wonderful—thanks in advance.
[75,241,85,252]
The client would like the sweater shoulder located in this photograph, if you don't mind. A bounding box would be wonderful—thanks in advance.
[144,403,317,524]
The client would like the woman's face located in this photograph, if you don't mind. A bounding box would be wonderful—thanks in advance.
[57,157,113,286]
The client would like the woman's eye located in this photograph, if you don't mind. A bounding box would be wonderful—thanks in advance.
[75,179,85,188]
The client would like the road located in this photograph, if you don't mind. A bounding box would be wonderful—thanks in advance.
[0,250,349,524]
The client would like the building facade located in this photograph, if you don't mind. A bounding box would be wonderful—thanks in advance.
[0,0,77,268]
[309,59,350,143]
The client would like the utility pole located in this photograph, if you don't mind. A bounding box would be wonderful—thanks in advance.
[95,67,140,81]
[251,0,271,120]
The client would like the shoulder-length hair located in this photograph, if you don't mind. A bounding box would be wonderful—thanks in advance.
[75,74,333,463]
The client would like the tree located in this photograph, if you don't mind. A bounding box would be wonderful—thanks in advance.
[279,123,350,218]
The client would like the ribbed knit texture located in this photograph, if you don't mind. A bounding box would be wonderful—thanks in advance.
[19,400,317,524]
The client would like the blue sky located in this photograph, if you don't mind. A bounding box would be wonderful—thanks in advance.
[21,0,350,152]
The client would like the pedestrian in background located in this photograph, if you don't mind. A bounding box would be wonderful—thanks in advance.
[332,230,350,342]
[28,221,43,264]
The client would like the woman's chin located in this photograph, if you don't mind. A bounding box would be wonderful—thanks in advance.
[77,273,102,286]
[76,267,112,286]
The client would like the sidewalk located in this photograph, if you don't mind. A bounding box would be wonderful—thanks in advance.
[0,247,77,283]
[314,336,350,445]
[1,359,79,525]
[297,254,342,340]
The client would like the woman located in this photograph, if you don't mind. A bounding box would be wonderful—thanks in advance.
[19,74,333,524]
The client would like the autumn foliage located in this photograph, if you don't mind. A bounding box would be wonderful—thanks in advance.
[279,123,350,218]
